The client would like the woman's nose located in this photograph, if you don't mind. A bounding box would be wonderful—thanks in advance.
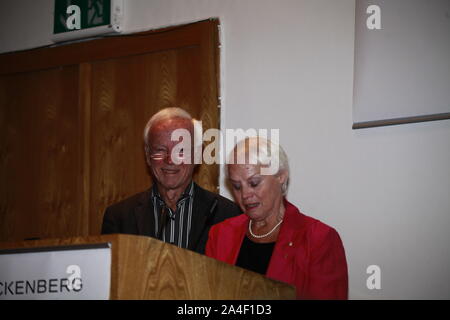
[241,185,253,200]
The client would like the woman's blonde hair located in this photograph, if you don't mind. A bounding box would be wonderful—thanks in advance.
[226,136,290,195]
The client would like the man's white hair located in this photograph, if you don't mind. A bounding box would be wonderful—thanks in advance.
[226,136,290,195]
[143,107,202,158]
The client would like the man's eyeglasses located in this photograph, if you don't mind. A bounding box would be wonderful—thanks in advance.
[149,150,188,162]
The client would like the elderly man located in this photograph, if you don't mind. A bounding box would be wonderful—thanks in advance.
[101,107,241,254]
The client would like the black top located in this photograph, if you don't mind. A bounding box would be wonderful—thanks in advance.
[101,182,242,254]
[235,236,276,275]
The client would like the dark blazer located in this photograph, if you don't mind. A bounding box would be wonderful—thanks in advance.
[101,183,241,254]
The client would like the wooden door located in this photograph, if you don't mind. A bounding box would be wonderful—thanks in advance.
[0,66,86,241]
[0,20,220,241]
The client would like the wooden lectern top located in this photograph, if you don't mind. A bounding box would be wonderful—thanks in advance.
[0,234,296,300]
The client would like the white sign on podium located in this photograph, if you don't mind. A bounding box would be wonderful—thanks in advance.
[0,243,111,300]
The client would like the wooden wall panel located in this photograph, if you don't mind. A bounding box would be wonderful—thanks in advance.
[88,45,218,235]
[0,20,220,240]
[89,54,153,235]
[197,22,220,193]
[0,66,85,241]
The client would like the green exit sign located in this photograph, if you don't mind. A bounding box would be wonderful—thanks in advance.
[53,0,122,42]
[54,0,111,34]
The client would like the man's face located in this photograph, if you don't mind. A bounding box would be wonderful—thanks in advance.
[146,118,195,192]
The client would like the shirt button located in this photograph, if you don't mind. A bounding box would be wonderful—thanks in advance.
[288,242,293,247]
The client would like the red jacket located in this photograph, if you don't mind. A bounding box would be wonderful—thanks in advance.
[205,200,348,299]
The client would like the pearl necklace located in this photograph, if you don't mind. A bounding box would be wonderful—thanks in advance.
[248,219,283,239]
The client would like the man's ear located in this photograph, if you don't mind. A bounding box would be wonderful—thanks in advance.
[144,145,151,167]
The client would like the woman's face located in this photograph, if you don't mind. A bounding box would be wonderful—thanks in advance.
[228,164,287,222]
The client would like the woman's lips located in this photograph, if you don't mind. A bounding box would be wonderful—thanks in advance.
[244,203,259,211]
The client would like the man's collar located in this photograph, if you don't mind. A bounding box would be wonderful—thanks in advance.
[151,181,195,205]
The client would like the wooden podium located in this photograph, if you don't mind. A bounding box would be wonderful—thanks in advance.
[0,234,295,299]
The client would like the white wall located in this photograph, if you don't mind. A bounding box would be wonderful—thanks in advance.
[1,0,449,299]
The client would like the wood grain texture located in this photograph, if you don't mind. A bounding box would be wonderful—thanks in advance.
[88,44,219,235]
[0,20,221,241]
[196,19,220,193]
[0,20,211,75]
[0,66,85,242]
[88,48,192,234]
[79,63,92,239]
[0,235,296,300]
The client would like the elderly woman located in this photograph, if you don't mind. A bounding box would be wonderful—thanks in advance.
[205,137,348,299]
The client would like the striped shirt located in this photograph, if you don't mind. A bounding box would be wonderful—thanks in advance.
[151,181,195,249]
